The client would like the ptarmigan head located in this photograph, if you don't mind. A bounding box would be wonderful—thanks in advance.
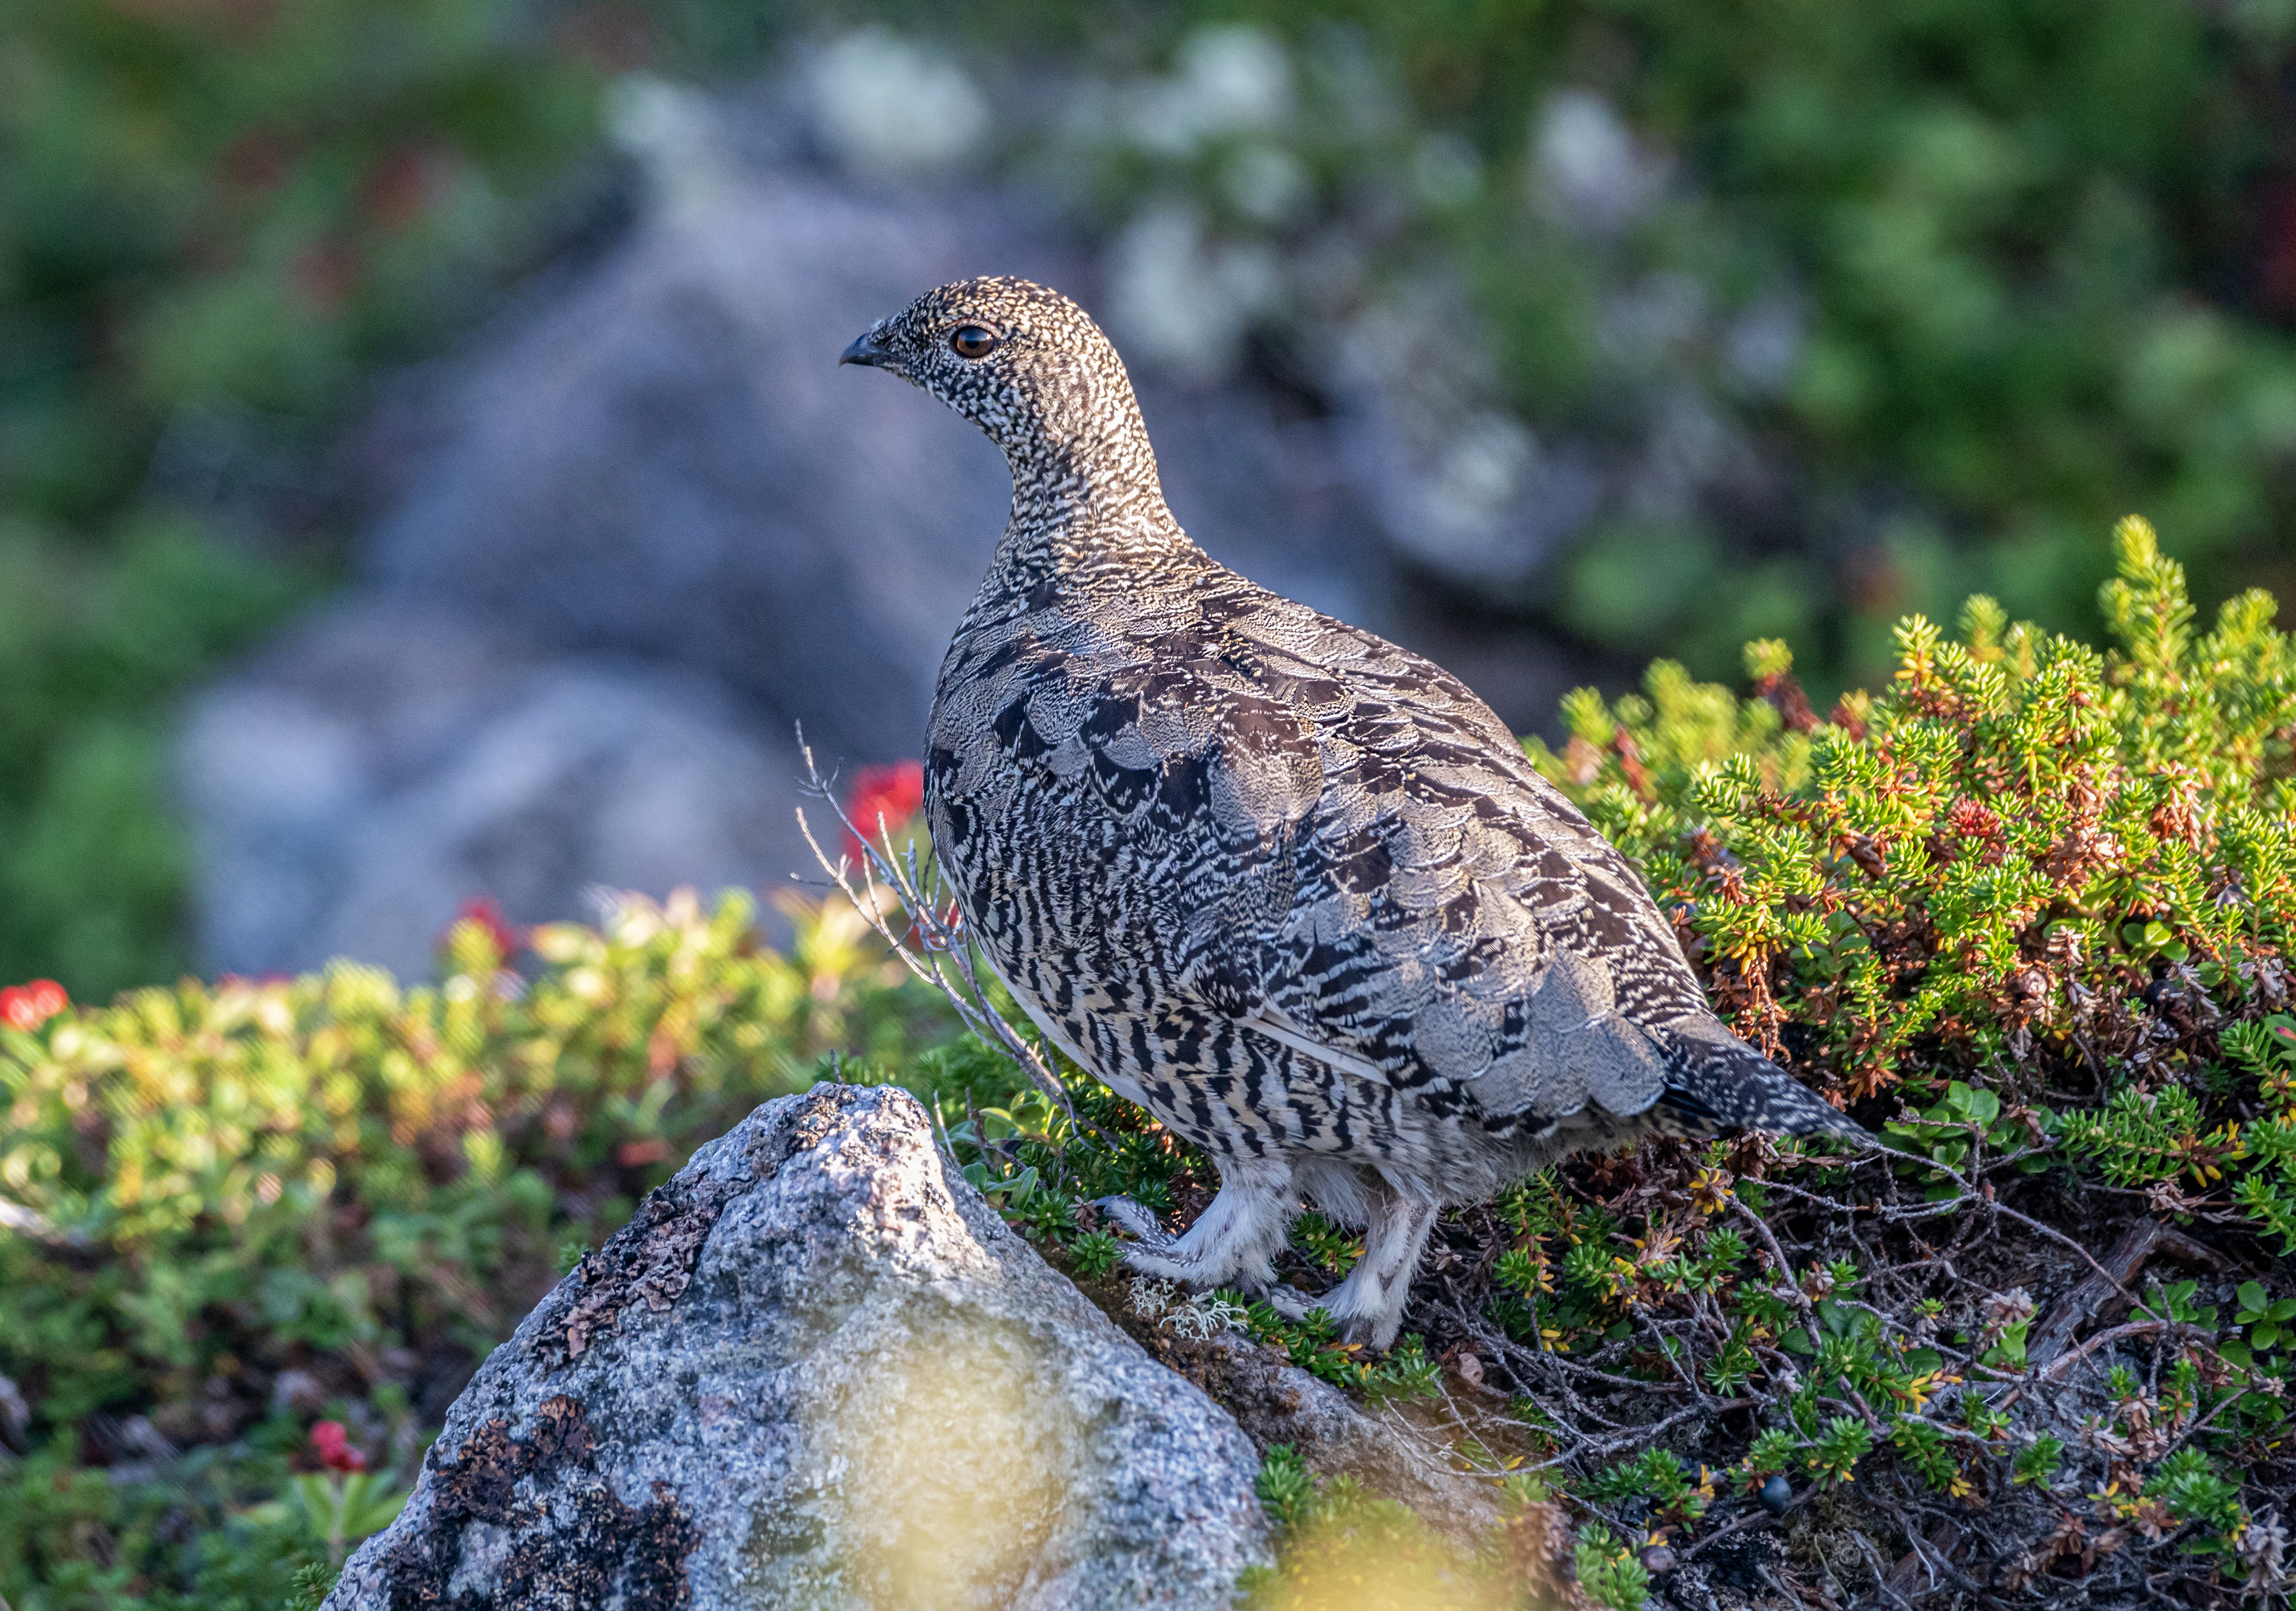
[841,277,1155,493]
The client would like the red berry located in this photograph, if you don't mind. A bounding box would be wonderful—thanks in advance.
[844,761,926,859]
[310,1420,369,1473]
[0,979,67,1032]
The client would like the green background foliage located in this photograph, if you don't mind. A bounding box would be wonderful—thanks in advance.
[12,0,2296,995]
[0,0,607,996]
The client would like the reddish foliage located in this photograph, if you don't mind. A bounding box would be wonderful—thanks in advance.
[2254,174,2296,316]
[555,3,655,70]
[359,144,436,232]
[215,128,292,197]
[844,760,925,859]
[442,896,525,962]
[1612,726,1652,800]
[1944,796,2007,865]
[310,1419,368,1473]
[288,239,358,312]
[0,979,68,1032]
[1752,670,1822,734]
[615,1137,671,1168]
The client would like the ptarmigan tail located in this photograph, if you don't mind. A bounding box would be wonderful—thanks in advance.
[1652,1027,1870,1143]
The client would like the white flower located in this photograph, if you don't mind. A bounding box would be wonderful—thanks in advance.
[1223,143,1311,225]
[607,75,741,224]
[1723,293,1807,397]
[1126,25,1292,155]
[1411,133,1483,209]
[1427,412,1539,530]
[1109,201,1280,379]
[1532,89,1667,235]
[808,30,989,179]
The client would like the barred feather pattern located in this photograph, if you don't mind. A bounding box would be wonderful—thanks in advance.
[844,277,1863,1345]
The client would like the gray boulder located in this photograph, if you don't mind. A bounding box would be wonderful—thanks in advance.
[360,169,1059,769]
[179,601,810,977]
[1183,1331,1500,1540]
[325,1082,1273,1611]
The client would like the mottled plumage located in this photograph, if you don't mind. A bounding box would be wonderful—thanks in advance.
[842,277,1865,1346]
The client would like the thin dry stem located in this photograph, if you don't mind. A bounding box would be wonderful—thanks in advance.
[792,728,1086,1130]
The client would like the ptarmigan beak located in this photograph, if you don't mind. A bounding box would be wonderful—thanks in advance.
[839,327,892,368]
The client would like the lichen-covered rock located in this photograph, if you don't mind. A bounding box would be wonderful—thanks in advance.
[325,1082,1272,1610]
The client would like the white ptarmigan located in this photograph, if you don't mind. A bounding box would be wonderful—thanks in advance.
[842,277,1865,1348]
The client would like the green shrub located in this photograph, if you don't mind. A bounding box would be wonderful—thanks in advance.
[1572,1524,1650,1611]
[10,518,2296,1601]
[1,887,948,1420]
[0,0,611,996]
[0,887,957,1607]
[1486,516,2296,1587]
[1534,515,2296,1111]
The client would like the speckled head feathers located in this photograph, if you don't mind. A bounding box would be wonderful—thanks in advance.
[842,277,1164,523]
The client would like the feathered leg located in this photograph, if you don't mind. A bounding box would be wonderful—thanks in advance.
[1324,1182,1436,1348]
[1269,1168,1437,1349]
[1100,1153,1294,1292]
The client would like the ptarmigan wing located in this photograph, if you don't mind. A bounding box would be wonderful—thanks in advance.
[1203,597,1713,1131]
[939,582,1725,1133]
[1220,601,1862,1143]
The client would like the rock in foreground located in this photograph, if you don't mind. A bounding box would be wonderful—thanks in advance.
[325,1083,1272,1610]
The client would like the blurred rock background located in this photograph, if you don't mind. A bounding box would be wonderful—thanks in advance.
[9,1,2296,989]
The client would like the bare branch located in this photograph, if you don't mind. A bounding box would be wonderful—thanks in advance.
[793,727,1088,1130]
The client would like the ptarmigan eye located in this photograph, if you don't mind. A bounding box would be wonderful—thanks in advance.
[949,325,1000,359]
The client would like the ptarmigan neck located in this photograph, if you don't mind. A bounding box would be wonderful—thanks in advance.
[988,431,1204,592]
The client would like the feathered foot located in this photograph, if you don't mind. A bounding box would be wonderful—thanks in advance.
[1251,1169,1439,1351]
[1303,1187,1437,1350]
[1096,1156,1293,1294]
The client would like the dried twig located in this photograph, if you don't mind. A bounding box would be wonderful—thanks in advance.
[792,727,1088,1130]
[1877,1515,1966,1606]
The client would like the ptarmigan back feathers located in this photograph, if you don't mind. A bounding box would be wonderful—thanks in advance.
[842,275,1867,1345]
